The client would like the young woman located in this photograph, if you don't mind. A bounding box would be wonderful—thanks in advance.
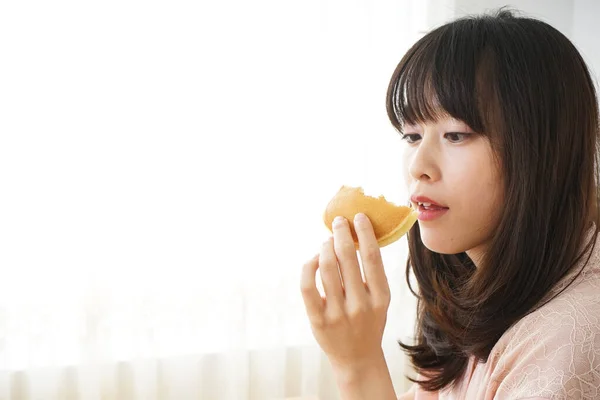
[300,8,600,399]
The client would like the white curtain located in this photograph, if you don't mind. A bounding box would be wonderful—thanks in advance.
[0,0,452,399]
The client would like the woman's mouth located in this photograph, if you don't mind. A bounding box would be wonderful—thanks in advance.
[416,203,449,221]
[411,196,449,221]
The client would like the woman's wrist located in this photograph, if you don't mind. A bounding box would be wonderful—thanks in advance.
[331,353,397,400]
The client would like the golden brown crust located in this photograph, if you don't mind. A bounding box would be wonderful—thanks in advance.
[323,185,418,247]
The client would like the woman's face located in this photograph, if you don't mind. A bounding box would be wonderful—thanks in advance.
[402,115,504,263]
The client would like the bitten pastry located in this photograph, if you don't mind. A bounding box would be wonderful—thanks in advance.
[323,185,418,248]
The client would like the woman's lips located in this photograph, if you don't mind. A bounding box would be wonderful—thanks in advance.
[410,196,449,221]
[416,203,449,221]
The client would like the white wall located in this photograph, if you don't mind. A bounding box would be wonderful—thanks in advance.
[572,0,600,84]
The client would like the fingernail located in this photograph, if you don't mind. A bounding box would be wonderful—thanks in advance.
[354,213,367,225]
[333,216,346,227]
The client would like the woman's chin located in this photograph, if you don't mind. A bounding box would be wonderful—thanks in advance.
[420,231,465,255]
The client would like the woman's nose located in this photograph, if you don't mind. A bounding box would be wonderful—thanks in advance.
[407,139,441,182]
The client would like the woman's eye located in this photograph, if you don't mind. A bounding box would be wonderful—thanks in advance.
[444,132,470,143]
[400,133,421,143]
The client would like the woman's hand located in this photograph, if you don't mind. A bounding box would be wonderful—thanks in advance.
[300,213,391,372]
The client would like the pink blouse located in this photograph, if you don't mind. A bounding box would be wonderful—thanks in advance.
[414,232,600,399]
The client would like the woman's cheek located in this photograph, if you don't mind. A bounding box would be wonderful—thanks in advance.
[401,148,414,190]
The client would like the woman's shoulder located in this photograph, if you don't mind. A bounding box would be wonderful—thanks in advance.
[496,232,600,356]
[498,265,600,352]
[487,235,600,398]
[488,295,600,398]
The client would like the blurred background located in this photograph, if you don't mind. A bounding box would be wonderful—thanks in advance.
[0,0,598,399]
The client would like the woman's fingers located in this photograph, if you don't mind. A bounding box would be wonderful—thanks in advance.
[354,213,390,304]
[332,216,367,301]
[301,213,389,324]
[300,253,324,322]
[318,237,345,308]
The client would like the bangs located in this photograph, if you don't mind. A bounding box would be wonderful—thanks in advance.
[387,20,494,134]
